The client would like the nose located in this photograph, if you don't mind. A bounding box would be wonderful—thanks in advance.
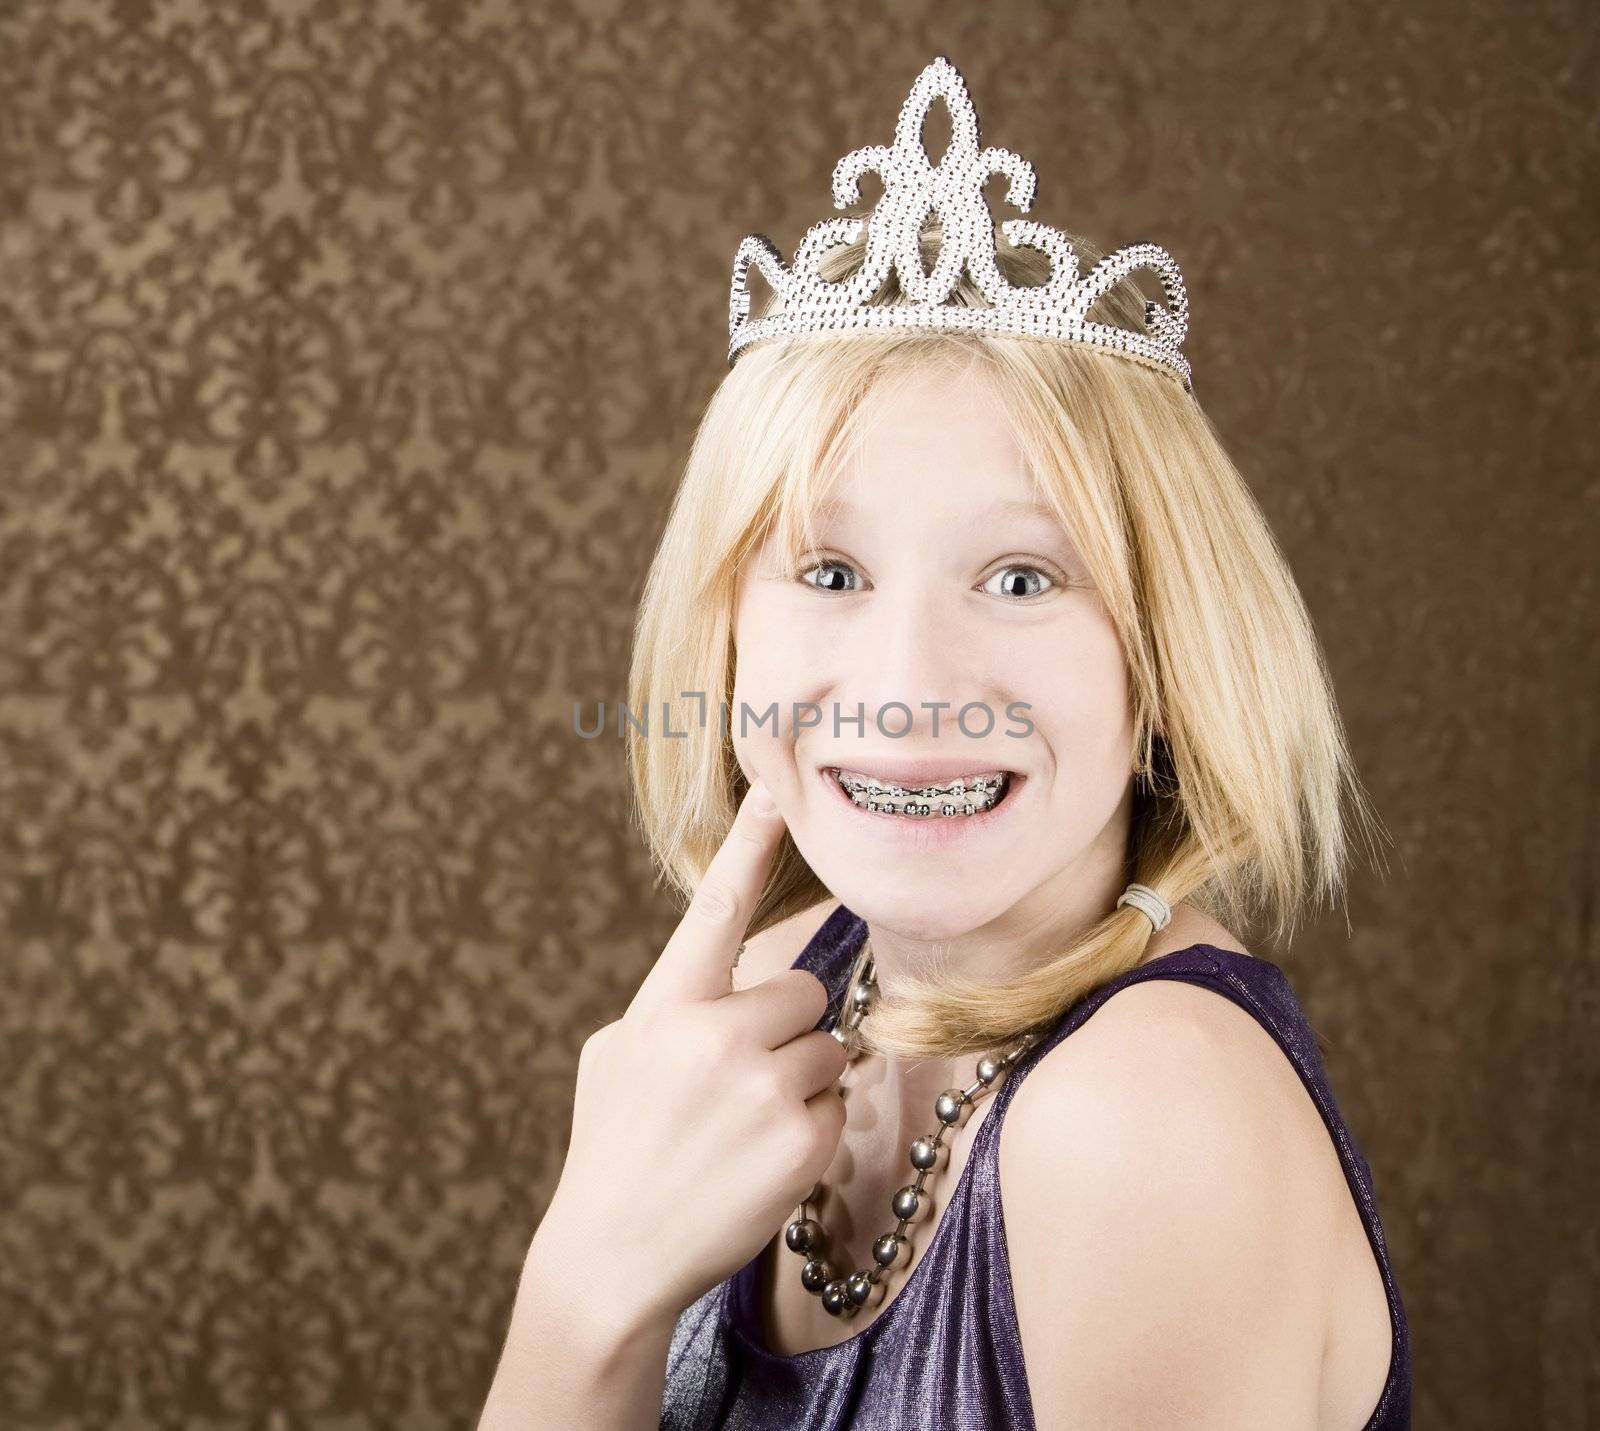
[841,584,993,739]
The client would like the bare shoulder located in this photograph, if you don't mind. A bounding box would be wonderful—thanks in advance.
[998,974,1349,1430]
[730,897,841,992]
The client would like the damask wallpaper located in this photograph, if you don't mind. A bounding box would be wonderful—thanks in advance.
[0,2,1592,1427]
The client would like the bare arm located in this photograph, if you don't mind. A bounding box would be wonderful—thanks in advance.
[474,788,847,1429]
[477,1197,677,1431]
[1001,980,1343,1430]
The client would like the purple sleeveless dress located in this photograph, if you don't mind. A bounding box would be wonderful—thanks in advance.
[660,904,1413,1430]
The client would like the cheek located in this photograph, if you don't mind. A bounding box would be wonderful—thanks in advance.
[731,589,812,782]
[731,631,809,712]
[732,583,827,703]
[1023,618,1135,770]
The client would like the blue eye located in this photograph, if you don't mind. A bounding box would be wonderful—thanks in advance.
[796,557,1064,599]
[799,559,860,594]
[982,564,1056,600]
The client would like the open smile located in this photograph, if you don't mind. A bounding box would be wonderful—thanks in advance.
[816,762,1027,844]
[825,766,1016,817]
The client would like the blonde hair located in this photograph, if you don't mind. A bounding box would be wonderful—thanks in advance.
[626,218,1385,1058]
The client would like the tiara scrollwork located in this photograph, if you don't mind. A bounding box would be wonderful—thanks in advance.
[727,55,1193,392]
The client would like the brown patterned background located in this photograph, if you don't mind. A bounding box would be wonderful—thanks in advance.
[0,2,1593,1427]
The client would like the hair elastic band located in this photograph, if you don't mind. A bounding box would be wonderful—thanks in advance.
[1116,882,1171,931]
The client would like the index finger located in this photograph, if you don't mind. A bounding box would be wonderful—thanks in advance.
[630,780,788,1013]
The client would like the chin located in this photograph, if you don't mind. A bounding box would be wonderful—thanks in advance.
[803,858,1030,943]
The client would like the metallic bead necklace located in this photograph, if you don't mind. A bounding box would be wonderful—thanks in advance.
[783,938,1043,1319]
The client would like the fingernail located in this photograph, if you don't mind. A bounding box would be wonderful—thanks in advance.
[749,782,777,815]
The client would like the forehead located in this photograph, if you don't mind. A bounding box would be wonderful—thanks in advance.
[819,361,1041,515]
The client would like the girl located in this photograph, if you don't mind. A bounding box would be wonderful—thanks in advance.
[481,56,1411,1431]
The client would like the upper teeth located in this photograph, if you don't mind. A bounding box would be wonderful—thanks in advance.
[831,768,1011,817]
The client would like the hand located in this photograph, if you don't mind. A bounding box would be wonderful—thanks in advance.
[535,781,848,1332]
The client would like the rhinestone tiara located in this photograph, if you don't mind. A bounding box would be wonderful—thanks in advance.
[727,55,1193,392]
